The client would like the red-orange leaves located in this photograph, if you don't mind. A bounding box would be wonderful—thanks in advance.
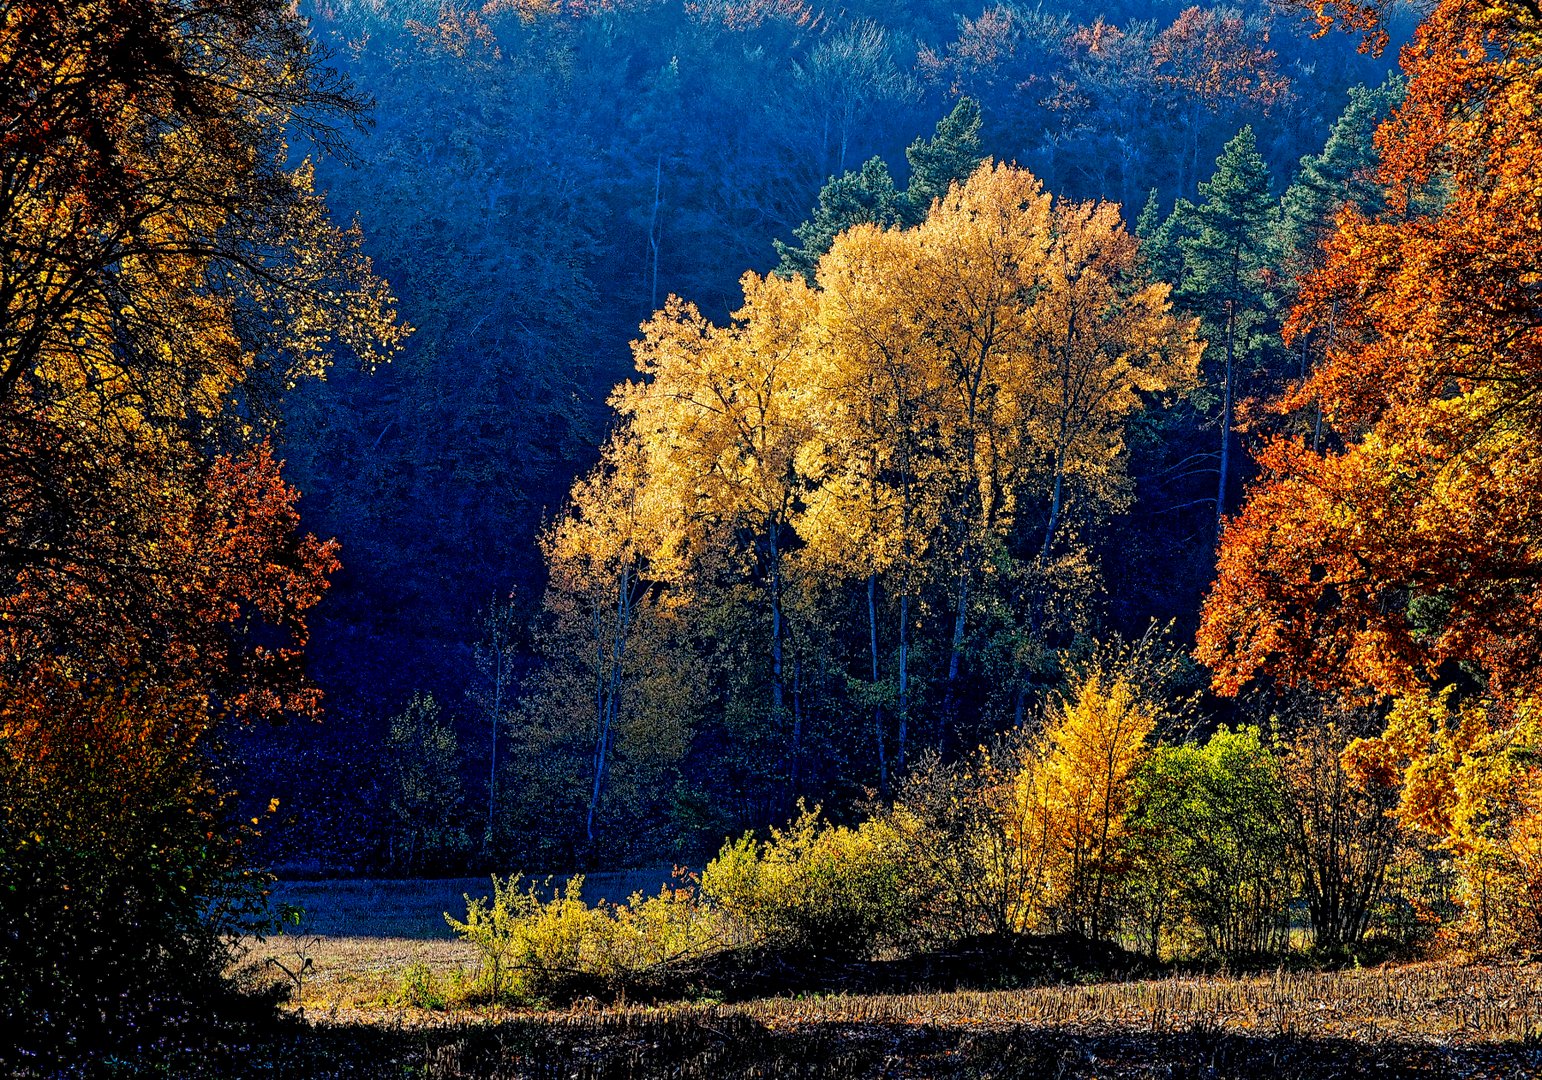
[1199,0,1542,703]
[1199,436,1421,696]
[201,444,341,720]
[0,416,338,722]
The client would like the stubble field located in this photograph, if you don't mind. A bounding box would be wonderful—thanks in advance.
[237,876,1542,1079]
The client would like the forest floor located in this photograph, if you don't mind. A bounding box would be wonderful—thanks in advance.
[237,877,1542,1078]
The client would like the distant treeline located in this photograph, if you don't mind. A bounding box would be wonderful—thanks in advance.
[247,0,1399,870]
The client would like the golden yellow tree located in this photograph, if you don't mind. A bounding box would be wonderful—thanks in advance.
[616,271,821,787]
[545,162,1198,817]
[1012,660,1157,937]
[803,222,946,779]
[1346,692,1542,948]
[902,163,1056,729]
[803,165,1198,755]
[1026,199,1201,561]
[524,430,700,858]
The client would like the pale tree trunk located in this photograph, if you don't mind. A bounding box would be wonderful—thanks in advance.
[790,658,803,802]
[770,520,785,721]
[1041,458,1065,563]
[1216,298,1236,542]
[586,567,633,848]
[941,568,969,752]
[897,592,910,772]
[868,572,886,793]
[648,156,662,312]
[487,639,501,847]
[863,425,887,792]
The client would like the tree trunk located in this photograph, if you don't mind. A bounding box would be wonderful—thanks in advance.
[897,592,910,771]
[790,658,803,803]
[770,521,785,721]
[941,569,969,752]
[1216,299,1236,541]
[1041,458,1065,563]
[487,638,500,848]
[586,568,632,848]
[868,572,886,792]
[648,156,662,312]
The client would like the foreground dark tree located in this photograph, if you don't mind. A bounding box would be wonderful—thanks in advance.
[0,0,403,1066]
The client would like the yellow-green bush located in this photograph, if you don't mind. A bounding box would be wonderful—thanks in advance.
[446,874,592,1003]
[586,884,731,981]
[445,874,727,1003]
[393,961,449,1010]
[699,803,916,958]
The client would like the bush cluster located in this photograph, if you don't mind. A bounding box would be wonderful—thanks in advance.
[445,874,727,1004]
[699,804,916,958]
[440,644,1524,1001]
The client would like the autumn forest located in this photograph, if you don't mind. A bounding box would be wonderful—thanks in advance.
[7,0,1542,1074]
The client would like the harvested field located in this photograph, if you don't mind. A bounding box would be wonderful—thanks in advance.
[237,878,1542,1077]
[229,961,1542,1078]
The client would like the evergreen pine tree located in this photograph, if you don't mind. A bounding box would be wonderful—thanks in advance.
[775,98,985,282]
[1135,188,1184,284]
[1135,188,1164,242]
[900,96,985,224]
[1277,77,1403,276]
[1171,127,1277,537]
[1274,78,1402,447]
[774,156,902,282]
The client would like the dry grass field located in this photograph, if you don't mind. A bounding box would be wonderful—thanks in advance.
[236,876,1542,1078]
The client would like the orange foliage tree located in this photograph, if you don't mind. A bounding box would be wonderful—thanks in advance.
[1198,0,1542,703]
[1197,0,1542,946]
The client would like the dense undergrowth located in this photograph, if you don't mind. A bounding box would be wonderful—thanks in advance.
[403,639,1444,1013]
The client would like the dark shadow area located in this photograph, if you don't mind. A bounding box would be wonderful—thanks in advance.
[625,932,1157,1003]
[147,1012,1542,1079]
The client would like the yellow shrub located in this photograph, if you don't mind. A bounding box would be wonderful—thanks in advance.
[585,885,730,980]
[445,873,727,1002]
[445,874,593,1002]
[1007,668,1156,938]
[700,803,914,957]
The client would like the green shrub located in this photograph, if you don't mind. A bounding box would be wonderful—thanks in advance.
[386,693,470,872]
[699,803,916,958]
[1129,726,1294,960]
[395,961,448,1010]
[0,687,268,1072]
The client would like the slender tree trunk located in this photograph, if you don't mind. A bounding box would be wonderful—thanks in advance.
[1041,458,1065,563]
[648,156,662,312]
[770,521,785,721]
[586,569,632,847]
[790,658,803,802]
[868,573,886,792]
[897,592,910,772]
[1188,106,1202,197]
[941,568,969,752]
[487,641,500,846]
[1216,299,1236,541]
[839,107,850,174]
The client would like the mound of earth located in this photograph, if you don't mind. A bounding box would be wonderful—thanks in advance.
[625,932,1154,1004]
